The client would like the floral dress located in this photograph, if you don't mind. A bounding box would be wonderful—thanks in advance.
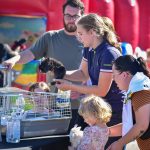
[77,125,109,150]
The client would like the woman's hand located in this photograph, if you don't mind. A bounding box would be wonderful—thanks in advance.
[54,79,72,91]
[55,79,82,99]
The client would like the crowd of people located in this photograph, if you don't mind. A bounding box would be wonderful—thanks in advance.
[1,0,150,150]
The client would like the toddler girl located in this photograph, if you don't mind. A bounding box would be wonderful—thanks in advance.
[70,95,112,150]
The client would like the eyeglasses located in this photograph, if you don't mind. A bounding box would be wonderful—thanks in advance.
[64,14,80,21]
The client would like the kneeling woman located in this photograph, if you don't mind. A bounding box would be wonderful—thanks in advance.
[108,55,150,150]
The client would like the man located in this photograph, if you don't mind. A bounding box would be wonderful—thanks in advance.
[4,0,85,132]
[4,0,84,71]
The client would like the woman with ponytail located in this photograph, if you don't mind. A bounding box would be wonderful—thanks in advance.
[55,13,125,148]
[108,55,150,150]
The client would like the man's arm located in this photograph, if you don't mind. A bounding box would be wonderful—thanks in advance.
[3,49,35,69]
[17,49,35,64]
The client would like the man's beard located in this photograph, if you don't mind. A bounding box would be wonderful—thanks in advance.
[64,21,77,33]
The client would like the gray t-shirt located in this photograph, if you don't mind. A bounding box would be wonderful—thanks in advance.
[30,29,83,70]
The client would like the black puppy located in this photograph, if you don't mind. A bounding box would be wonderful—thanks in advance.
[39,58,66,85]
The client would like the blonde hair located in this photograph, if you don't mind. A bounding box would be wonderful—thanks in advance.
[29,82,50,92]
[102,17,115,32]
[76,13,121,52]
[78,95,112,124]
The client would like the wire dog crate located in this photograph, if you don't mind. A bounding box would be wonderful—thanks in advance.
[0,87,72,138]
